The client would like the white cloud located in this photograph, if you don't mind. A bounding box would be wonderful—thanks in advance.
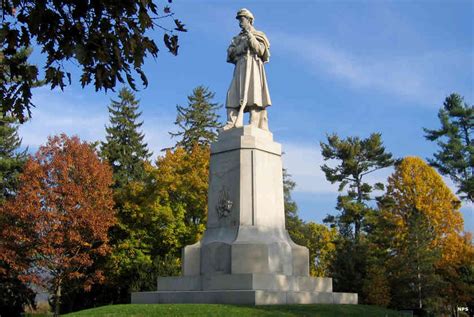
[283,142,474,232]
[270,32,469,104]
[281,142,393,195]
[282,142,338,194]
[19,88,108,150]
[283,140,473,205]
[18,87,176,156]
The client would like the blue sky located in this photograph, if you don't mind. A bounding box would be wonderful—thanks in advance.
[20,0,473,232]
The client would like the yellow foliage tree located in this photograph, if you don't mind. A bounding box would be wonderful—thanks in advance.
[383,156,464,265]
[152,145,210,245]
[290,222,337,277]
[381,156,469,312]
[105,144,210,298]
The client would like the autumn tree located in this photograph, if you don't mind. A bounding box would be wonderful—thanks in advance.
[434,233,474,316]
[424,93,473,202]
[1,1,187,122]
[444,234,474,316]
[102,162,187,301]
[383,157,464,266]
[154,145,210,243]
[300,222,337,277]
[101,87,152,189]
[320,133,394,240]
[170,86,222,151]
[0,134,115,316]
[380,156,467,313]
[97,145,210,304]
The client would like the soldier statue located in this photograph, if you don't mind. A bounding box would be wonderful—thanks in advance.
[223,8,272,131]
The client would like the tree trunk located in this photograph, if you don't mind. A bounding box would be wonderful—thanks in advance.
[54,283,61,317]
[355,178,362,240]
[415,232,422,310]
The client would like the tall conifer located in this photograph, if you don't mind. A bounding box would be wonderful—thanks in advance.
[0,115,27,203]
[424,93,473,202]
[96,88,152,304]
[320,133,393,298]
[170,86,221,151]
[320,133,394,239]
[0,115,32,316]
[0,47,43,316]
[0,48,39,200]
[101,88,151,188]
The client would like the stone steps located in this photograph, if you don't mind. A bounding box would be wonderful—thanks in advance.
[156,274,333,292]
[131,290,358,305]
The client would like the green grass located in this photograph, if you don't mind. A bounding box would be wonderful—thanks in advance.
[63,304,406,317]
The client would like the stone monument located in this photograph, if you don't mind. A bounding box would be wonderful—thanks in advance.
[131,8,358,305]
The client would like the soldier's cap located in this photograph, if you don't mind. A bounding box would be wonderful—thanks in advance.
[236,8,254,21]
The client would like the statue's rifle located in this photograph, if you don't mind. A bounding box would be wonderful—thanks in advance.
[235,38,252,128]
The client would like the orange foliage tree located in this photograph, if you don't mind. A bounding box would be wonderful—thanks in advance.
[0,134,115,315]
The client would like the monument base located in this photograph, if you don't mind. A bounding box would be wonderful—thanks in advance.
[131,273,357,305]
[130,127,358,305]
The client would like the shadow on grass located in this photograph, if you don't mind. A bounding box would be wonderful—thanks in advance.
[253,304,405,317]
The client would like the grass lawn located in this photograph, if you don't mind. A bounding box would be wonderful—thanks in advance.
[63,304,406,317]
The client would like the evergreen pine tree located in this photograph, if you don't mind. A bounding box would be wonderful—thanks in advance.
[1,48,42,193]
[170,86,222,151]
[424,93,473,202]
[101,87,151,188]
[320,133,393,298]
[389,212,442,312]
[92,88,152,304]
[0,115,32,316]
[0,115,27,203]
[1,47,44,317]
[1,47,45,121]
[329,237,368,294]
[320,133,394,240]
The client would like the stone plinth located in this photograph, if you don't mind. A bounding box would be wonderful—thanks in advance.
[182,126,309,278]
[131,126,358,305]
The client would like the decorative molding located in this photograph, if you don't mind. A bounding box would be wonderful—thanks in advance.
[216,186,233,218]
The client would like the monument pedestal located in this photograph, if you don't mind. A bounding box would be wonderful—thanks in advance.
[131,126,358,305]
